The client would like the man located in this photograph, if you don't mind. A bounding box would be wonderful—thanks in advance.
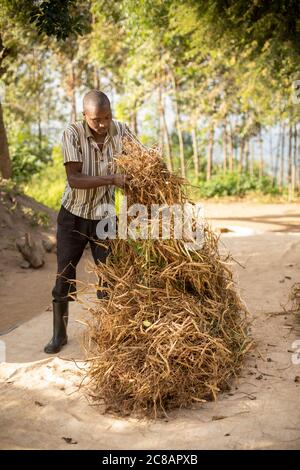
[44,90,144,354]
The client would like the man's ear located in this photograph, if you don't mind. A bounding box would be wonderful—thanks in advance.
[82,111,86,118]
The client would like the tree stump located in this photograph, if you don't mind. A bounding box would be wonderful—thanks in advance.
[16,233,45,268]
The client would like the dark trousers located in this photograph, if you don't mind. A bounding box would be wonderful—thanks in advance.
[52,205,110,301]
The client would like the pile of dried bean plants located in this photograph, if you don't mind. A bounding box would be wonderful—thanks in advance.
[84,139,251,418]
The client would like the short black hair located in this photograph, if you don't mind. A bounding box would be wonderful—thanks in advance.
[83,90,111,111]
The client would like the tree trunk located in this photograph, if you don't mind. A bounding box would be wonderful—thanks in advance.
[293,124,297,195]
[130,108,138,134]
[161,103,173,172]
[91,13,100,90]
[222,120,228,174]
[191,124,199,180]
[296,124,300,194]
[244,139,249,173]
[234,138,238,171]
[228,118,234,172]
[269,132,274,184]
[0,100,12,179]
[259,130,264,179]
[290,124,297,200]
[93,66,100,89]
[37,93,42,152]
[274,123,282,186]
[279,123,285,191]
[158,84,173,171]
[170,71,185,178]
[249,140,254,177]
[238,139,244,174]
[206,124,214,181]
[70,62,77,122]
[287,123,293,191]
[158,84,164,151]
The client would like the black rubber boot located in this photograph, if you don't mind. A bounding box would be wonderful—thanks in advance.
[44,300,68,354]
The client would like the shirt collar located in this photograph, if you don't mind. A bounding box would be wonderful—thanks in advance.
[83,119,118,140]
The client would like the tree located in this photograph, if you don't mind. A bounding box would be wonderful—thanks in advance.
[0,0,90,178]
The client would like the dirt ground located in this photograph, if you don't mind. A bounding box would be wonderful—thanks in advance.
[0,201,300,449]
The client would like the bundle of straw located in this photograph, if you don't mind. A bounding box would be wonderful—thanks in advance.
[84,139,251,417]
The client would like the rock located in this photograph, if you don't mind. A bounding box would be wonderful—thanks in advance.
[20,260,31,269]
[42,235,56,253]
[16,233,45,268]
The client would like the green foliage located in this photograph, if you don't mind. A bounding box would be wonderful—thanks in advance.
[190,172,280,199]
[184,0,300,83]
[1,0,90,41]
[23,145,66,211]
[30,0,91,40]
[10,130,52,183]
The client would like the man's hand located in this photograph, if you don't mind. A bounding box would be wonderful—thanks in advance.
[65,163,131,190]
[112,174,131,189]
[65,162,115,189]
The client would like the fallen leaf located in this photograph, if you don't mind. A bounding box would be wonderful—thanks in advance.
[62,437,78,445]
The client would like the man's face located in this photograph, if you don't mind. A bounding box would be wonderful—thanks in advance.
[83,105,112,136]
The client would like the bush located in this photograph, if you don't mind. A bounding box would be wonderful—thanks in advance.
[190,172,280,198]
[11,130,52,183]
[23,145,66,211]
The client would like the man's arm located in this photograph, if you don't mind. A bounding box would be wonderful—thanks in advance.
[65,162,128,190]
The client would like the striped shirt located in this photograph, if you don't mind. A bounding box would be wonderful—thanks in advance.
[61,119,143,219]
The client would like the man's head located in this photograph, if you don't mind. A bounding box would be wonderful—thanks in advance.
[83,90,112,136]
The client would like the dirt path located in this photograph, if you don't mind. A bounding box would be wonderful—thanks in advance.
[205,201,300,234]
